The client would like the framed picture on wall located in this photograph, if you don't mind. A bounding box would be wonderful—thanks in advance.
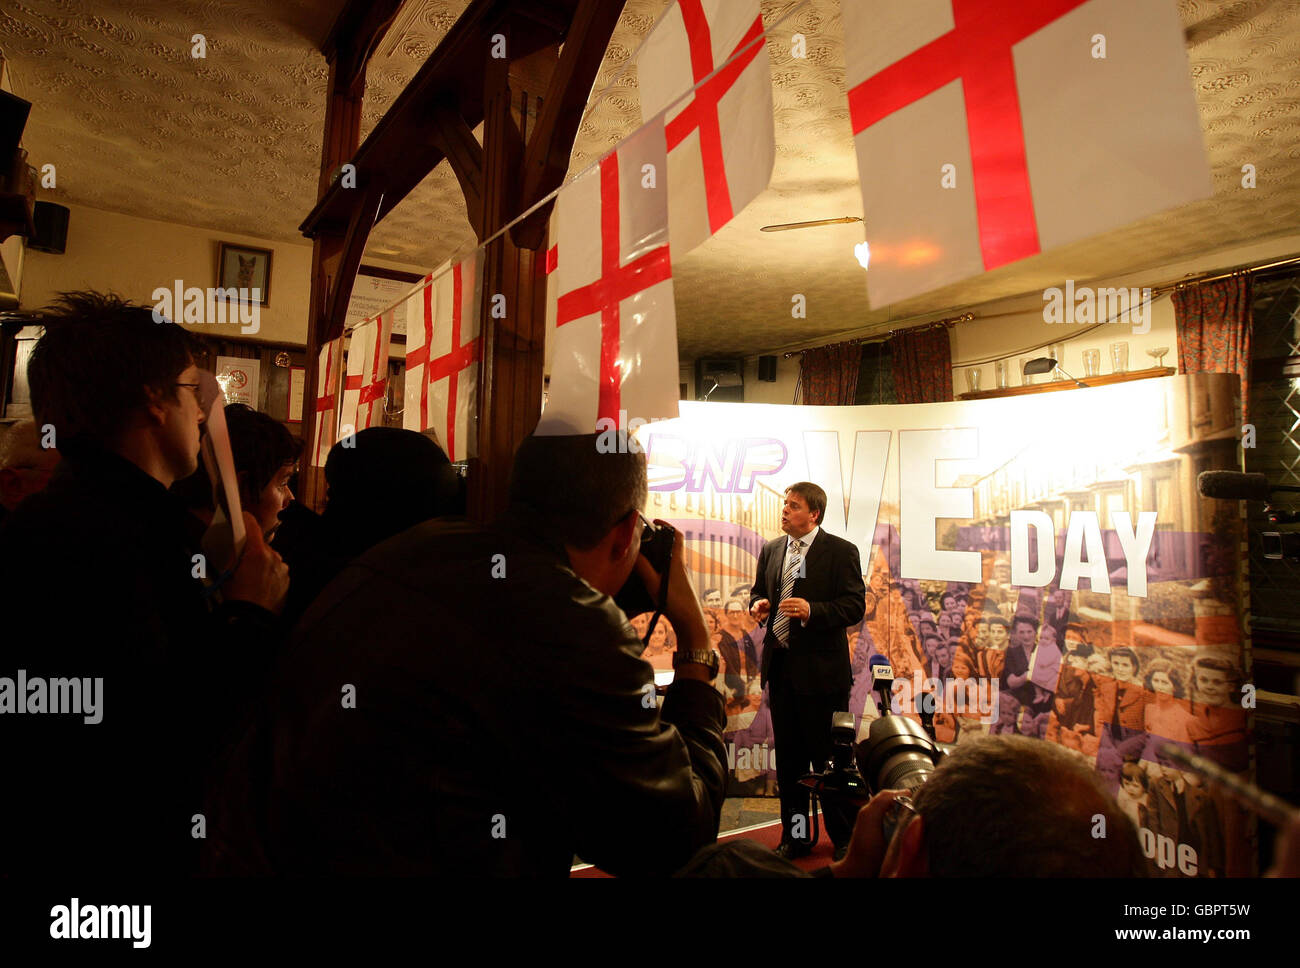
[217,242,273,307]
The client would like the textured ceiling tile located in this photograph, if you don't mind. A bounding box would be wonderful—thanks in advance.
[2,0,1299,358]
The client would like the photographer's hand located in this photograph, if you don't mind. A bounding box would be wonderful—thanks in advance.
[633,522,711,680]
[829,789,903,878]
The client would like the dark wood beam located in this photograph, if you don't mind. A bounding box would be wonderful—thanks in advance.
[322,0,406,97]
[300,0,576,241]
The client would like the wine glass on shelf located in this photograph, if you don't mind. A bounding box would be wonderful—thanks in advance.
[1147,346,1169,370]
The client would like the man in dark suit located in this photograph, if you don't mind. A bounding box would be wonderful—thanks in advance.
[749,482,865,860]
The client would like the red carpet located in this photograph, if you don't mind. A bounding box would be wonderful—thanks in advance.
[570,816,836,877]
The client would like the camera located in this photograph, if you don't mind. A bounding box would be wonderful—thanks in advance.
[800,705,950,849]
[613,517,676,633]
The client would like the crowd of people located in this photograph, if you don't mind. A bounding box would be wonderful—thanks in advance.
[0,291,1292,879]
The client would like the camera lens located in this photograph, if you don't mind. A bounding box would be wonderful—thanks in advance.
[855,715,941,794]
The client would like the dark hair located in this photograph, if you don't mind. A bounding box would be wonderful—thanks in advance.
[508,432,647,550]
[26,291,196,450]
[912,736,1144,877]
[784,482,826,525]
[1010,614,1039,633]
[1110,647,1139,669]
[986,616,1010,630]
[1120,761,1147,788]
[1143,659,1185,698]
[223,404,302,503]
[1064,623,1091,647]
[324,427,460,555]
[172,405,301,513]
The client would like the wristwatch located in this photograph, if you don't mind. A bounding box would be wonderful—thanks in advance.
[673,648,720,680]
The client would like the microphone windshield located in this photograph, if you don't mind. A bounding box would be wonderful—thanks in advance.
[1197,471,1272,502]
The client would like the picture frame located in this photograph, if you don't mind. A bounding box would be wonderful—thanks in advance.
[216,242,273,307]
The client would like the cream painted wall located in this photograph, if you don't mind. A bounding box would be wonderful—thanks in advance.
[18,203,428,346]
[738,231,1300,404]
[948,232,1300,390]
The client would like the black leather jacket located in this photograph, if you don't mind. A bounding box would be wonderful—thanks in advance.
[261,510,728,876]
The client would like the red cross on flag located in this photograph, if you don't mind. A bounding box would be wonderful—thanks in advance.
[403,251,482,461]
[339,309,392,436]
[638,0,774,255]
[311,335,343,467]
[538,122,680,437]
[843,0,1212,307]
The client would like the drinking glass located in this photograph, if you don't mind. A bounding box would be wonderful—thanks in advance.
[1082,349,1101,377]
[965,367,983,393]
[1110,341,1129,374]
[1019,357,1034,385]
[995,360,1009,389]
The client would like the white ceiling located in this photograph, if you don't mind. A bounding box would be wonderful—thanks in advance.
[3,0,1299,358]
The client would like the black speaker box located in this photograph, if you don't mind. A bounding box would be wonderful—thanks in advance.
[758,355,778,382]
[29,201,69,254]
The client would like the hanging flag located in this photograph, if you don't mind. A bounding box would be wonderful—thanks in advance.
[538,121,680,437]
[403,251,482,462]
[638,0,774,255]
[339,309,392,436]
[311,335,344,467]
[843,0,1213,307]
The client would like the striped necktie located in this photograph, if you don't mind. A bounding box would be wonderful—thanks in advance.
[770,538,804,646]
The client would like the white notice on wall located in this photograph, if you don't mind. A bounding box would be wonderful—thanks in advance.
[289,366,305,423]
[346,273,413,336]
[215,356,260,408]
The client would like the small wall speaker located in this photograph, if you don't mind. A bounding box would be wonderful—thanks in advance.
[29,201,69,254]
[758,355,778,382]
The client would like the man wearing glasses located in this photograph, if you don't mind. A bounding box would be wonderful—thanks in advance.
[0,292,288,876]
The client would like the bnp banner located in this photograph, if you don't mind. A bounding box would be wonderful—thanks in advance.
[628,373,1251,877]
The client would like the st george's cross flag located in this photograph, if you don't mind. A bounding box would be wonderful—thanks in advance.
[339,309,392,436]
[638,0,774,255]
[843,0,1213,307]
[311,334,344,467]
[403,251,482,462]
[538,121,680,436]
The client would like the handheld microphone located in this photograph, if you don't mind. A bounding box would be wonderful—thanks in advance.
[1197,471,1300,502]
[868,654,895,717]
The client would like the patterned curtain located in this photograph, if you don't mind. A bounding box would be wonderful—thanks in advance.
[889,325,953,404]
[1173,275,1253,422]
[799,343,862,405]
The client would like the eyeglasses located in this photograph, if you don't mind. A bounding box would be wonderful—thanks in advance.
[175,382,202,399]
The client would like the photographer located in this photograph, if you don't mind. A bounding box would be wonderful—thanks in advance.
[244,431,727,876]
[829,736,1144,877]
[679,736,1143,877]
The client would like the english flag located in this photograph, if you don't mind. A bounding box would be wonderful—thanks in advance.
[537,121,680,436]
[403,251,482,462]
[311,335,343,467]
[638,0,774,255]
[843,0,1213,307]
[339,309,392,436]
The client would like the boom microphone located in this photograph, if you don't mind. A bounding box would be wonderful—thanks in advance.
[1197,471,1300,501]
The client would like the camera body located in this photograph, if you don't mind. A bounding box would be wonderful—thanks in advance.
[613,518,676,625]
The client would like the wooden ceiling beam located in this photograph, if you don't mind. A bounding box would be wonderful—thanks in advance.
[301,0,577,241]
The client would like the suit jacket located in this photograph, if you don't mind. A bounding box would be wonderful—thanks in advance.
[751,529,865,695]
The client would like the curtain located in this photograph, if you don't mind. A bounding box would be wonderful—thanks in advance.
[889,325,953,404]
[1172,275,1253,422]
[799,343,862,405]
